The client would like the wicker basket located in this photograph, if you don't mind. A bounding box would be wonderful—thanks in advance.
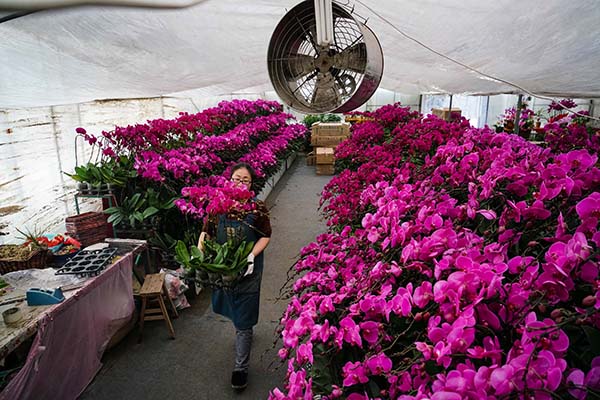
[0,246,50,274]
[65,212,110,248]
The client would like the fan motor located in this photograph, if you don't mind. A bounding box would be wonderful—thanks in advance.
[267,0,384,114]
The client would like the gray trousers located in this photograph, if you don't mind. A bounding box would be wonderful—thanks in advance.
[234,328,253,372]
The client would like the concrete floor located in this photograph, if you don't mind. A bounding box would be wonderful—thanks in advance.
[81,155,332,400]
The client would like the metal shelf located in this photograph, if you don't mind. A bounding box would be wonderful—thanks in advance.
[74,192,117,214]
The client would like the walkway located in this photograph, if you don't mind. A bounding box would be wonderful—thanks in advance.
[81,154,332,400]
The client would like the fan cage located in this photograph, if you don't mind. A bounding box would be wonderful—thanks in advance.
[268,0,381,114]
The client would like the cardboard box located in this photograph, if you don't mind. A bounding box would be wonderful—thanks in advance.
[310,122,350,147]
[311,135,348,147]
[316,147,335,164]
[431,108,462,120]
[306,151,316,166]
[311,122,350,137]
[316,164,335,175]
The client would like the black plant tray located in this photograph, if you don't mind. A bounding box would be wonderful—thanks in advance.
[55,248,118,277]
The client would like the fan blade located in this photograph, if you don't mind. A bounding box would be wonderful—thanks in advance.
[292,70,317,96]
[333,42,367,73]
[286,53,315,81]
[310,72,340,107]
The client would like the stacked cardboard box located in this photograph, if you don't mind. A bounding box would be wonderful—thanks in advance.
[310,122,350,147]
[315,147,335,175]
[310,122,350,175]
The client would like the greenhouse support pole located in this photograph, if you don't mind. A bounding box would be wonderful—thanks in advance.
[50,106,69,214]
[447,95,453,121]
[484,96,490,127]
[514,94,523,136]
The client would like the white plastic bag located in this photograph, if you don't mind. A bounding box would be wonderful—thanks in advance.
[160,267,190,310]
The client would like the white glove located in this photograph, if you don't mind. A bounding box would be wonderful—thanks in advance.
[198,232,208,252]
[244,253,255,277]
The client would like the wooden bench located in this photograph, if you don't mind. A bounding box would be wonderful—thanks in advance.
[138,273,178,342]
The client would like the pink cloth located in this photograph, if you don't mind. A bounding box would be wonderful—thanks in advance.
[0,253,135,400]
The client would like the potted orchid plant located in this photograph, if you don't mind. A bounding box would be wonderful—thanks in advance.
[70,99,305,273]
[271,103,600,400]
[175,176,259,287]
[497,103,535,138]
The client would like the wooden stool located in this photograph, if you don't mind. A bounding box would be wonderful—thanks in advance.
[138,273,178,342]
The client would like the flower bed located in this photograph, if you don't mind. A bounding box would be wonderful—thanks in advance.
[272,104,600,399]
[72,99,305,252]
[79,99,283,156]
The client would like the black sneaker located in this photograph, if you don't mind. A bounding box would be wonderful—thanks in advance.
[231,370,248,390]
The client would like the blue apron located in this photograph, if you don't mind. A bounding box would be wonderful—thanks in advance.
[211,211,264,330]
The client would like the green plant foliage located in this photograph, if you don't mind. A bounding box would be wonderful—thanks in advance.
[64,156,136,186]
[174,239,253,275]
[302,113,342,128]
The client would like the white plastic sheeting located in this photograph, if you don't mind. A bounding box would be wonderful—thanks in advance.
[1,0,599,108]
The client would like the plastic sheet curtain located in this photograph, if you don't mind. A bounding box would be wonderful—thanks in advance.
[0,0,599,108]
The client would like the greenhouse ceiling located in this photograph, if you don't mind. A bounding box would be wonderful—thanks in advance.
[0,0,599,108]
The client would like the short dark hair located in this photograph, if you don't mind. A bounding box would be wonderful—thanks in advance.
[230,162,256,191]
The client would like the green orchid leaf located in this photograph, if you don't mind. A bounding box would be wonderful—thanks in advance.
[174,240,190,267]
[163,198,177,209]
[133,211,144,222]
[190,245,203,261]
[142,207,159,219]
[200,262,230,272]
[107,214,123,226]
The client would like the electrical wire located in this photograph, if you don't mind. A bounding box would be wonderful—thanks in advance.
[0,11,35,23]
[354,0,600,122]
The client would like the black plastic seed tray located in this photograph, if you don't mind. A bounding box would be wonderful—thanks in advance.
[55,248,118,277]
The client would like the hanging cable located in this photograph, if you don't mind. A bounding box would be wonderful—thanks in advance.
[0,11,36,23]
[354,0,600,122]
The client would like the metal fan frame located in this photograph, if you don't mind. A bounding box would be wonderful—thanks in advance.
[267,0,384,114]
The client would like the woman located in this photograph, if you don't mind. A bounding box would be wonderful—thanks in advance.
[199,163,271,390]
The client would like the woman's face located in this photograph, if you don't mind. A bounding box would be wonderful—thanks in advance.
[231,167,252,188]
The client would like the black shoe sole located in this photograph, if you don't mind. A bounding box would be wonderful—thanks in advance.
[231,371,248,390]
[232,383,248,390]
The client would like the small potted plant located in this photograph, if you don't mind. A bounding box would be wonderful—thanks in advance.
[174,238,254,290]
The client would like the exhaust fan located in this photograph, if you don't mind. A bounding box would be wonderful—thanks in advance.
[267,0,383,114]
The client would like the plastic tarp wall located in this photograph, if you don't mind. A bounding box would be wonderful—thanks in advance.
[1,0,600,108]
